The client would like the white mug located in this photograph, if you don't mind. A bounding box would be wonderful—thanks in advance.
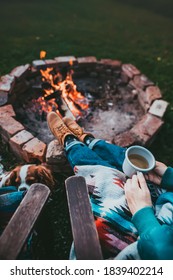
[122,145,155,178]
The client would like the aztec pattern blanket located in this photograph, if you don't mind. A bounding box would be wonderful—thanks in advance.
[73,165,173,259]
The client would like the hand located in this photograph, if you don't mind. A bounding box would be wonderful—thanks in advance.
[124,172,152,215]
[144,161,167,185]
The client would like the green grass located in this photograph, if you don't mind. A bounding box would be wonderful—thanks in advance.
[0,0,173,163]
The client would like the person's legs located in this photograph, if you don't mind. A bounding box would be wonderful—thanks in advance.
[63,117,126,171]
[88,139,126,172]
[65,141,115,169]
[47,112,116,169]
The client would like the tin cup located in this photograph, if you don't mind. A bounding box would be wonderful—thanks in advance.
[122,145,155,178]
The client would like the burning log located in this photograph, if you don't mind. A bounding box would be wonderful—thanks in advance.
[42,81,52,90]
[44,90,62,101]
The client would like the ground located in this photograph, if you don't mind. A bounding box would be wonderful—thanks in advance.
[0,0,173,259]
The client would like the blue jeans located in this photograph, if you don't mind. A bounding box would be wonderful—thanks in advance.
[65,139,126,172]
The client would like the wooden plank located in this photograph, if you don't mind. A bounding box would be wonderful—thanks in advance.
[65,176,103,260]
[0,183,50,260]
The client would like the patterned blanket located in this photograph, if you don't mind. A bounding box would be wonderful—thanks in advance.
[73,165,172,259]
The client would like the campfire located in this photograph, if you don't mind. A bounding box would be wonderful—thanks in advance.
[13,55,145,144]
[32,66,89,121]
[0,55,168,167]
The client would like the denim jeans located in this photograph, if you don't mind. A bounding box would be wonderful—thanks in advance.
[65,139,126,172]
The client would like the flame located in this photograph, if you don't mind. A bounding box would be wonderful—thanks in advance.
[40,50,47,59]
[36,96,59,113]
[69,59,73,66]
[35,66,89,119]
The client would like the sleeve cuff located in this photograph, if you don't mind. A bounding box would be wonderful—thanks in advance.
[161,167,173,190]
[132,206,160,236]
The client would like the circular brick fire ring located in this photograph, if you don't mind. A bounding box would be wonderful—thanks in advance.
[0,56,169,172]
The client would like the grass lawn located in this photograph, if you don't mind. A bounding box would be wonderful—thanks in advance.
[0,0,173,163]
[0,0,173,259]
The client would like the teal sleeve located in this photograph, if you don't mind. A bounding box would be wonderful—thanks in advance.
[132,206,160,236]
[132,207,173,260]
[161,167,173,190]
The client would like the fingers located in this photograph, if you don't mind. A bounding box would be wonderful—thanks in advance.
[124,174,140,191]
[137,171,148,190]
[124,178,131,191]
[144,173,149,181]
[125,172,148,190]
[132,173,139,187]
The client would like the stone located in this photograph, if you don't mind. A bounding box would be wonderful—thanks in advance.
[54,56,77,66]
[131,113,164,145]
[32,60,46,69]
[0,104,16,117]
[45,59,59,67]
[0,92,8,106]
[130,74,154,90]
[99,59,122,68]
[0,74,15,93]
[122,64,140,79]
[145,86,162,102]
[9,130,34,159]
[149,99,169,118]
[77,56,97,64]
[46,140,66,164]
[113,131,137,147]
[138,90,150,112]
[138,86,162,112]
[0,116,24,141]
[22,137,47,163]
[10,64,30,80]
[120,71,129,84]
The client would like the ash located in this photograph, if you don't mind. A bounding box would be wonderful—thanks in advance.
[14,74,144,144]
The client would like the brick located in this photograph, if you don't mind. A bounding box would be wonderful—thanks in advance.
[122,64,140,79]
[99,59,122,68]
[32,60,46,69]
[113,131,137,147]
[0,104,16,117]
[138,90,150,112]
[77,56,97,64]
[120,71,129,84]
[44,59,59,67]
[9,130,34,159]
[149,99,169,118]
[10,64,30,80]
[131,113,164,145]
[46,140,66,164]
[145,86,162,102]
[130,74,154,90]
[138,86,162,112]
[0,91,8,106]
[0,116,24,141]
[0,74,15,93]
[54,56,77,66]
[22,137,47,163]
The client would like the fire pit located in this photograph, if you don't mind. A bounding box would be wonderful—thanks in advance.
[0,56,168,171]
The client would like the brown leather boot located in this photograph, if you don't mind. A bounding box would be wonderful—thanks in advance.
[47,112,75,146]
[63,117,94,142]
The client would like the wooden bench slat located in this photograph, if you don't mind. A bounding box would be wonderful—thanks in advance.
[0,183,50,260]
[65,176,103,260]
